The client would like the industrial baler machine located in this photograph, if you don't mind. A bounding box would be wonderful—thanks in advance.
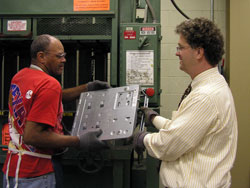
[0,0,161,187]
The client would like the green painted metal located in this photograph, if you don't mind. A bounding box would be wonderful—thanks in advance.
[119,23,161,106]
[110,0,119,86]
[0,0,119,85]
[2,18,32,36]
[146,0,161,23]
[119,0,137,23]
[0,0,161,187]
[0,0,115,15]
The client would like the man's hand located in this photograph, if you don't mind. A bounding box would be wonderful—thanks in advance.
[133,131,148,155]
[78,129,108,151]
[87,80,110,91]
[140,107,158,127]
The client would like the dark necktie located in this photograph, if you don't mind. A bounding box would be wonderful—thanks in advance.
[178,83,192,107]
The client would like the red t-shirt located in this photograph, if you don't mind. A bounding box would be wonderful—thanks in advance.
[2,68,64,178]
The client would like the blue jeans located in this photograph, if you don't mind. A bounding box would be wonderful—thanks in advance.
[52,157,63,188]
[3,173,56,188]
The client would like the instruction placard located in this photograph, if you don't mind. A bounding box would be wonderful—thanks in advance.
[74,0,110,11]
[7,20,27,31]
[126,50,154,85]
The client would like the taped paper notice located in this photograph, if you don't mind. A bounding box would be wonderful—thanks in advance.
[126,50,154,85]
[74,0,110,11]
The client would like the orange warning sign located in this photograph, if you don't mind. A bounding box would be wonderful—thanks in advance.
[74,0,110,11]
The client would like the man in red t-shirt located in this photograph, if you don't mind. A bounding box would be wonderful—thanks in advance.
[2,34,109,188]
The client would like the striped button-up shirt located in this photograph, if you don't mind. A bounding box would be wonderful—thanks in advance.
[144,67,238,188]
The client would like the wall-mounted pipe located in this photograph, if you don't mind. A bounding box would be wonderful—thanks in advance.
[143,4,148,23]
[61,64,64,89]
[145,0,157,23]
[17,54,20,72]
[1,54,4,109]
[210,0,214,22]
[76,49,79,86]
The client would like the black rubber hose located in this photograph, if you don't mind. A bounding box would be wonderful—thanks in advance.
[170,0,190,19]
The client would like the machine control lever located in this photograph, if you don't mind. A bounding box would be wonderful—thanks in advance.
[139,88,155,132]
[138,36,149,49]
[137,88,154,164]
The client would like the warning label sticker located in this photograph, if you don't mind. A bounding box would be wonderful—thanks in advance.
[7,20,27,31]
[140,27,156,35]
[74,0,110,11]
[124,30,136,40]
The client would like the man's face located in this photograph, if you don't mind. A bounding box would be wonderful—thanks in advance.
[44,38,66,76]
[176,34,196,75]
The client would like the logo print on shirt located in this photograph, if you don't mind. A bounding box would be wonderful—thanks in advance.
[10,84,26,127]
[26,90,33,99]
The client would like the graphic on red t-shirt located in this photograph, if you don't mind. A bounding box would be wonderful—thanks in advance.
[2,68,64,178]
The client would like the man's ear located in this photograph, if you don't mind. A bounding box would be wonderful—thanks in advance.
[37,51,46,64]
[196,47,204,60]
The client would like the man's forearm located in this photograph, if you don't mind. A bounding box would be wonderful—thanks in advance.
[23,121,80,148]
[62,84,88,102]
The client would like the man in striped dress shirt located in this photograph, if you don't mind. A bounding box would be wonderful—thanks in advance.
[133,17,238,188]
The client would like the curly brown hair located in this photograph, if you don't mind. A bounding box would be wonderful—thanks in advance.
[175,17,224,66]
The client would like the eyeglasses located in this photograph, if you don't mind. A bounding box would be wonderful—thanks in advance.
[55,52,66,59]
[45,51,66,59]
[176,46,190,52]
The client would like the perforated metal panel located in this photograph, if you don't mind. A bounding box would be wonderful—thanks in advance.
[37,17,112,35]
[71,85,140,140]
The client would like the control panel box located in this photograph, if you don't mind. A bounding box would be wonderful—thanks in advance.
[120,23,161,107]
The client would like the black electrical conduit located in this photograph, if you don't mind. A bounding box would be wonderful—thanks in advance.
[170,0,190,19]
[143,0,190,23]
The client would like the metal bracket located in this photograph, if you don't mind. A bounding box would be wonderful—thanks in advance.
[71,85,140,140]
